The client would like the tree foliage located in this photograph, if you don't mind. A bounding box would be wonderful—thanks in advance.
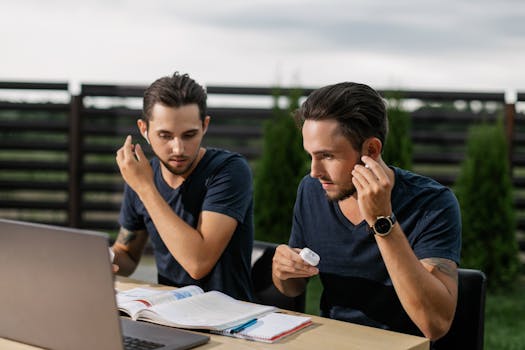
[382,92,412,170]
[454,120,520,290]
[253,89,309,243]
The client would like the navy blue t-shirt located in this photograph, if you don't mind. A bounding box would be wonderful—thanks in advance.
[119,148,254,301]
[289,167,461,336]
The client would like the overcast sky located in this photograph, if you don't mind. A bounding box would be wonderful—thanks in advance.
[1,0,524,96]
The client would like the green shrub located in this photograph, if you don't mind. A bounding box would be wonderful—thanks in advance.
[454,120,520,290]
[382,92,412,170]
[253,89,309,243]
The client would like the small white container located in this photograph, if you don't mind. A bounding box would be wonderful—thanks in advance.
[299,247,320,266]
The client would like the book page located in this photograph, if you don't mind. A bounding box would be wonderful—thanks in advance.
[138,290,276,330]
[117,285,204,319]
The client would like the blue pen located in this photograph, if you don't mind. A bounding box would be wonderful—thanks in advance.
[229,318,258,334]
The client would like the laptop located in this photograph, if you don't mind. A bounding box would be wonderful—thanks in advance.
[0,218,209,350]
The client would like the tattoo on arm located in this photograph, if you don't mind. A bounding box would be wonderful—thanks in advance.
[422,257,458,282]
[116,227,138,246]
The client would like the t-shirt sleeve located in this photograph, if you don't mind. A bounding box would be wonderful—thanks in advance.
[118,183,145,231]
[411,189,462,265]
[202,156,253,224]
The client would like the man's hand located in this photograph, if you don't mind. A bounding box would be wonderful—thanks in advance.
[351,155,394,226]
[272,244,318,297]
[272,244,319,281]
[116,135,154,193]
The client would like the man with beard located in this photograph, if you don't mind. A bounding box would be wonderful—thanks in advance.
[272,82,461,341]
[112,72,254,301]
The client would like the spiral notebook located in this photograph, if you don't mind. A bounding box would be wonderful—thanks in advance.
[213,312,313,343]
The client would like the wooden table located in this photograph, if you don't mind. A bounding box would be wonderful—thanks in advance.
[1,277,429,350]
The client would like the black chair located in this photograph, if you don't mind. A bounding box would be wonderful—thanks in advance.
[433,268,487,350]
[251,240,306,312]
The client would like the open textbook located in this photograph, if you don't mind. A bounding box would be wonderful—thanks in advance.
[116,286,276,331]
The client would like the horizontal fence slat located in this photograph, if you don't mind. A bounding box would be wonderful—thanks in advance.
[81,84,145,97]
[413,153,465,164]
[412,131,467,144]
[0,160,69,171]
[0,120,68,131]
[0,81,68,90]
[0,140,68,151]
[0,200,67,210]
[0,101,70,111]
[0,181,68,190]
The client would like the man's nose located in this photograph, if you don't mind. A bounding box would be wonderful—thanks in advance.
[170,138,184,155]
[310,159,322,178]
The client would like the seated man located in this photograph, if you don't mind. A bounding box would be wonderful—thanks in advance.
[272,82,461,340]
[112,72,254,301]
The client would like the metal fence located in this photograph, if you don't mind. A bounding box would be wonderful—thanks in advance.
[0,81,524,260]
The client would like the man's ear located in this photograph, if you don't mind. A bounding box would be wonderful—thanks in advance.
[361,137,383,159]
[202,116,211,135]
[137,119,150,143]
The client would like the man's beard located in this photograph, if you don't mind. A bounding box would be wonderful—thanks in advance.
[155,149,200,176]
[326,185,356,202]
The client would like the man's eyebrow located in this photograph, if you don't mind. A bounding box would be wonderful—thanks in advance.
[311,149,336,155]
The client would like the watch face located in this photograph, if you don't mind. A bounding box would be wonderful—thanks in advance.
[375,217,392,234]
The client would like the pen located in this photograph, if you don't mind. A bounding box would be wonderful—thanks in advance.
[229,318,258,334]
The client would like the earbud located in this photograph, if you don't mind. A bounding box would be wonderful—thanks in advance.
[144,130,150,145]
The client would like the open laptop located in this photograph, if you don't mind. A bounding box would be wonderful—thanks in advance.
[0,218,209,350]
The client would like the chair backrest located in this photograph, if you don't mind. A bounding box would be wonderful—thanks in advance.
[251,240,306,312]
[433,268,487,350]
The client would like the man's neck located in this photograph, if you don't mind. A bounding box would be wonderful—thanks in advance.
[338,196,363,225]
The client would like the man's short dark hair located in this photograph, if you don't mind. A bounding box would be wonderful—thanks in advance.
[142,72,207,122]
[294,82,388,150]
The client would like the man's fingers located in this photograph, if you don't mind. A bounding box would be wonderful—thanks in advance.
[134,143,146,162]
[121,135,135,159]
[273,244,318,279]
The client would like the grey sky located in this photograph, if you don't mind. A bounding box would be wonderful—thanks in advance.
[1,0,524,94]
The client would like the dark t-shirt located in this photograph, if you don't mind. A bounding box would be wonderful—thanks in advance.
[119,148,254,301]
[289,167,461,336]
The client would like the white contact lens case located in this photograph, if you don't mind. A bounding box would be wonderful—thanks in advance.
[300,247,320,266]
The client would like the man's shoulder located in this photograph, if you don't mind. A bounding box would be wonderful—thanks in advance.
[203,148,249,168]
[297,175,325,200]
[392,167,458,208]
[195,148,252,183]
[299,174,320,187]
[393,167,448,191]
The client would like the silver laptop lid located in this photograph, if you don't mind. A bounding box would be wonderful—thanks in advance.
[0,219,124,350]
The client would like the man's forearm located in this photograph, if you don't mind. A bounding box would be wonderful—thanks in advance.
[375,224,458,340]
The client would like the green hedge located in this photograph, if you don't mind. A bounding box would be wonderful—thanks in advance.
[383,93,412,170]
[454,120,520,290]
[253,90,309,243]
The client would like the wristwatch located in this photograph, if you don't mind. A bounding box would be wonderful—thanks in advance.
[370,213,397,237]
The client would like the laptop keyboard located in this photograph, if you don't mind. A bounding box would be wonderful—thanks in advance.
[123,336,164,350]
